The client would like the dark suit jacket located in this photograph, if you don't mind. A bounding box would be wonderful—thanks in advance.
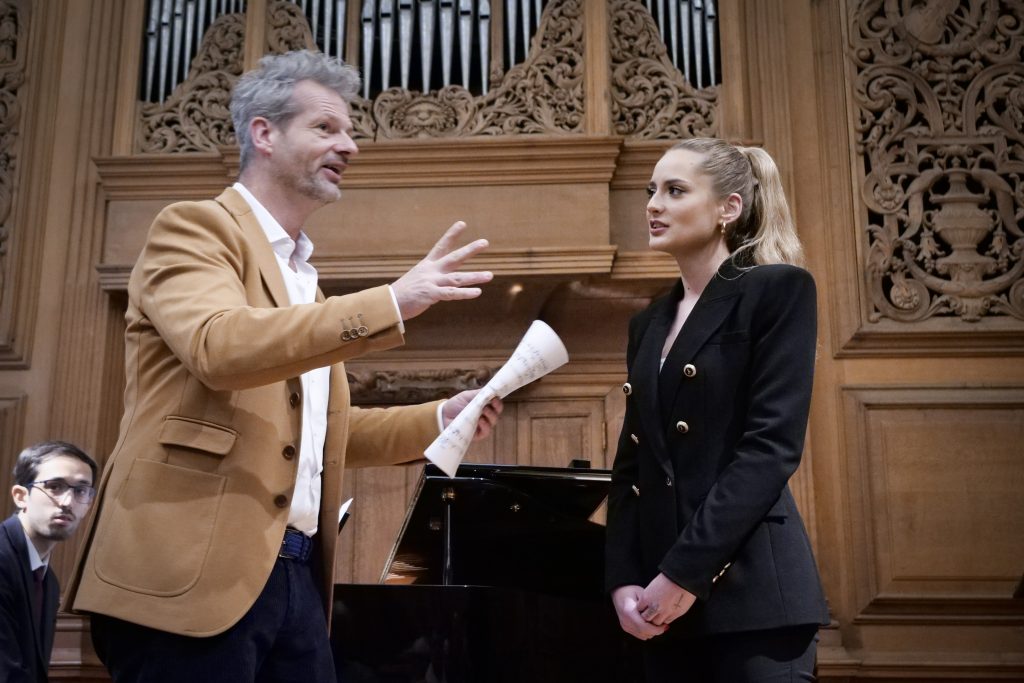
[606,261,829,637]
[0,514,59,682]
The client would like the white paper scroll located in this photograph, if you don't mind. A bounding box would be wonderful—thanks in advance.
[425,320,568,477]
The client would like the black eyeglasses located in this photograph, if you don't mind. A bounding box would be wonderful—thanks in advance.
[29,478,96,504]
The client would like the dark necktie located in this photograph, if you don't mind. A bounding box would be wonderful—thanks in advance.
[32,566,45,629]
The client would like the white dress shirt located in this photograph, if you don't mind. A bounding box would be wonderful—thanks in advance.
[21,523,48,570]
[234,182,330,536]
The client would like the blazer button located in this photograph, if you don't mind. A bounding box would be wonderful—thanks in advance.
[676,420,689,434]
[683,364,697,378]
[274,494,289,508]
[289,392,301,408]
[622,382,632,396]
[665,476,673,487]
[282,444,296,460]
[630,433,639,445]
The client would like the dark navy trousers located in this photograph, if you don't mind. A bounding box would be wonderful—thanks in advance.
[641,625,818,682]
[91,556,336,683]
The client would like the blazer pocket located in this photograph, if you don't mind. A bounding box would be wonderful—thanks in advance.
[158,416,238,456]
[94,459,225,597]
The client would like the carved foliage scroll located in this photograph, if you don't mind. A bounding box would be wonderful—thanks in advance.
[0,0,25,352]
[850,0,1024,323]
[367,0,584,139]
[137,12,245,153]
[267,1,317,55]
[347,368,494,405]
[609,0,717,140]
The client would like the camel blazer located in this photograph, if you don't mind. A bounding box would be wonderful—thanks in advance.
[0,515,59,682]
[67,188,440,637]
[605,262,829,637]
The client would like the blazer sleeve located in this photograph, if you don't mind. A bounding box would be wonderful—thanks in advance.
[344,401,442,468]
[605,313,647,592]
[135,200,405,391]
[659,267,817,600]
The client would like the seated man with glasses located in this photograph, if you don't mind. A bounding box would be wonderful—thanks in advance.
[2,441,97,682]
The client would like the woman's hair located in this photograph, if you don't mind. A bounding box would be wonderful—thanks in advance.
[668,138,804,267]
[230,50,361,171]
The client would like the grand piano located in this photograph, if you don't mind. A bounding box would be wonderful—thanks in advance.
[332,462,641,683]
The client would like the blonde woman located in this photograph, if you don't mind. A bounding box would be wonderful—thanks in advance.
[606,138,828,680]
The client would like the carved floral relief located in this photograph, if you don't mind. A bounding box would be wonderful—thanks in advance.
[609,0,717,139]
[347,367,494,404]
[136,0,583,147]
[368,0,584,138]
[137,12,245,153]
[850,0,1024,322]
[0,0,24,329]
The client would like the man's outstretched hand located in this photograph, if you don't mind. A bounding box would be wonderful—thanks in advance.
[392,221,492,321]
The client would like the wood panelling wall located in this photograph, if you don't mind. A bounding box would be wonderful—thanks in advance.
[0,0,1020,679]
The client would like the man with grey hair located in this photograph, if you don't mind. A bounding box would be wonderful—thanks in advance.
[2,441,97,682]
[67,50,501,681]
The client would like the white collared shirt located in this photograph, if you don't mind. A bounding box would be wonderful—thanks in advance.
[234,182,330,536]
[20,522,48,572]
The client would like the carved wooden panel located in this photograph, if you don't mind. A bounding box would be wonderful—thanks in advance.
[608,0,717,139]
[846,1,1024,352]
[0,0,28,365]
[0,392,26,496]
[136,10,244,153]
[842,385,1024,623]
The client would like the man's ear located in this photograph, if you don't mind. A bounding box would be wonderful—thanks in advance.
[721,193,743,225]
[249,117,275,157]
[11,485,28,512]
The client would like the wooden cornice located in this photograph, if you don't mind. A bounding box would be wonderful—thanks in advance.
[94,136,625,198]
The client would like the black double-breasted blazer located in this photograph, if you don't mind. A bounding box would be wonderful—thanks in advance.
[0,514,59,682]
[605,261,829,637]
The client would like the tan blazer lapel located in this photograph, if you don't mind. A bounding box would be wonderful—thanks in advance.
[215,187,291,309]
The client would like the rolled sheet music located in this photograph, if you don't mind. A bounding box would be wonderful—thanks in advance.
[425,320,568,477]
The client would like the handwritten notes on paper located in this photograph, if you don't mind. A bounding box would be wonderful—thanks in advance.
[425,320,569,477]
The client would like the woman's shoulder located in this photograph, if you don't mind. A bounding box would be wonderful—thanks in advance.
[739,263,815,292]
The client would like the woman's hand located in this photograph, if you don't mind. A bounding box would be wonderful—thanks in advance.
[637,573,696,626]
[611,585,669,641]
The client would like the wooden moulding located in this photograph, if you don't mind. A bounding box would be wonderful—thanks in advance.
[94,135,624,195]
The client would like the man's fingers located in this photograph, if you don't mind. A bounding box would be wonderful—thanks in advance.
[437,238,489,269]
[445,270,493,288]
[426,221,470,260]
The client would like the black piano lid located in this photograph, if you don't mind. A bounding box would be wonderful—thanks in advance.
[379,463,611,596]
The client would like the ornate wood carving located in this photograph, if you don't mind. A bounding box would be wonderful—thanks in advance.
[850,1,1024,324]
[347,367,495,404]
[366,0,584,139]
[136,0,585,145]
[136,11,245,153]
[608,0,717,139]
[267,0,316,55]
[0,0,24,352]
